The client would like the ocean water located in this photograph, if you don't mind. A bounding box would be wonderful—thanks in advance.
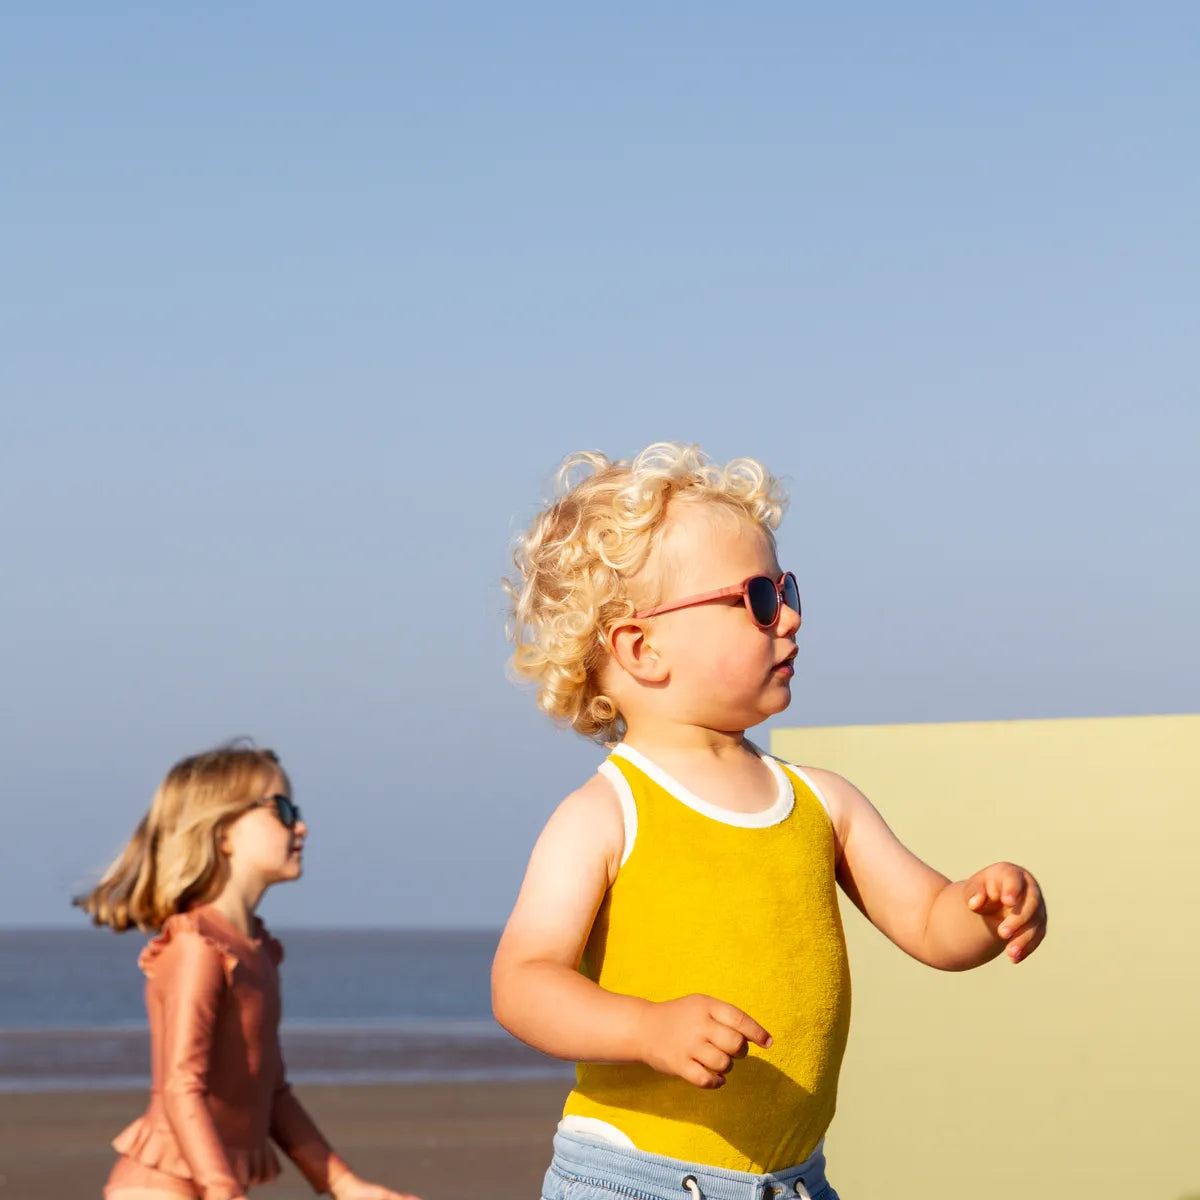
[0,929,569,1092]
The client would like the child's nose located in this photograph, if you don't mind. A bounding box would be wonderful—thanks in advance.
[294,818,308,838]
[777,601,801,636]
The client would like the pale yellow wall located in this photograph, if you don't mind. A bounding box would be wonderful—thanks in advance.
[770,714,1200,1200]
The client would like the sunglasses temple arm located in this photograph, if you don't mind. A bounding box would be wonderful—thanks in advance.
[633,584,747,619]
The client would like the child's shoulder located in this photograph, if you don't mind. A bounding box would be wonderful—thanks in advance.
[138,909,239,983]
[138,906,283,982]
[535,766,628,885]
[768,756,838,810]
[555,766,626,836]
[767,757,871,851]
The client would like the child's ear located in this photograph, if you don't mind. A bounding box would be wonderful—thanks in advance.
[608,621,668,684]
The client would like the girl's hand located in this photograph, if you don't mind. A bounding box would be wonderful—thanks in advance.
[639,993,772,1089]
[965,862,1047,963]
[330,1173,422,1200]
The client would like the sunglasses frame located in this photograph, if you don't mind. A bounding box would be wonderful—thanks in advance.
[632,571,800,630]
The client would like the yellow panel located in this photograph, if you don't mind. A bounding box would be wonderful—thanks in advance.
[770,714,1200,1200]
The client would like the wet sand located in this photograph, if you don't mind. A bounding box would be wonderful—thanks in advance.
[0,1079,568,1200]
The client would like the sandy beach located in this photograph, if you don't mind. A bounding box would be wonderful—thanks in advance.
[0,1079,568,1200]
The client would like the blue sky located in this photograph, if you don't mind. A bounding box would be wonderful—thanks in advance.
[3,3,1196,927]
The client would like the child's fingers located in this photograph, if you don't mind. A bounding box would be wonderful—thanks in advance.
[967,887,1001,914]
[693,1041,735,1077]
[707,1020,751,1058]
[681,1058,726,1089]
[711,1000,772,1048]
[1005,922,1045,963]
[1001,887,1047,951]
[967,863,1025,914]
[998,869,1027,911]
[987,869,1012,906]
[1018,878,1044,923]
[965,870,1000,912]
[997,882,1042,939]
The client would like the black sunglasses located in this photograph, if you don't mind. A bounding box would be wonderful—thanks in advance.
[634,571,801,631]
[743,572,801,629]
[261,794,302,830]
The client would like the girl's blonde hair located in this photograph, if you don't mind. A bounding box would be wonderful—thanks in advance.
[506,441,787,743]
[76,744,288,933]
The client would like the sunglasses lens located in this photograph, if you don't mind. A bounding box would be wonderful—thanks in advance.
[745,576,780,627]
[272,795,299,829]
[782,573,801,619]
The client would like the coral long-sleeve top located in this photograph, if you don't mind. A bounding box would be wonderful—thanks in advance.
[110,906,348,1200]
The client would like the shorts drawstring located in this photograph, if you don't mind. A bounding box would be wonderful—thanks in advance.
[682,1175,811,1200]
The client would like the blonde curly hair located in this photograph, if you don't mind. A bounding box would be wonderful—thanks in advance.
[505,441,788,743]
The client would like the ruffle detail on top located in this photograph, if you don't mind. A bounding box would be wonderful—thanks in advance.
[112,1119,282,1189]
[138,912,239,985]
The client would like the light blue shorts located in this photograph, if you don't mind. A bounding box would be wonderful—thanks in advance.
[542,1128,840,1200]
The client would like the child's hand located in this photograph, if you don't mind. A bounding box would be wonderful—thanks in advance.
[330,1173,422,1200]
[965,862,1047,963]
[641,994,773,1088]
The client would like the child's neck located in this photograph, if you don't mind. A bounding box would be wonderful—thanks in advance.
[620,721,780,814]
[621,715,749,758]
[206,879,265,939]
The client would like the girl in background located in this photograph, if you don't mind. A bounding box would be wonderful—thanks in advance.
[78,744,419,1200]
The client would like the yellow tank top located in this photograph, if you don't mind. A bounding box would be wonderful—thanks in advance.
[562,744,851,1172]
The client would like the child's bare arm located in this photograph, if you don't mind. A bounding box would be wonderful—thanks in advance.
[270,1086,419,1199]
[492,774,642,1058]
[492,773,770,1088]
[810,768,1047,970]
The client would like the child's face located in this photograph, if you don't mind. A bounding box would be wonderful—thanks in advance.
[221,771,307,889]
[639,502,800,732]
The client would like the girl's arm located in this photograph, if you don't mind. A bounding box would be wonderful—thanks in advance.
[492,773,770,1089]
[155,932,246,1200]
[269,1084,351,1193]
[809,768,1047,969]
[270,1086,417,1200]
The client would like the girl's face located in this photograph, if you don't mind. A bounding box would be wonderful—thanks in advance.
[645,503,801,732]
[221,771,307,890]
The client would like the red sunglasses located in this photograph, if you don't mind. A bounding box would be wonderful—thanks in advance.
[633,572,801,630]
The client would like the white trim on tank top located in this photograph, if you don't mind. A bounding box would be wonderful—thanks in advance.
[597,759,639,868]
[776,760,833,821]
[600,745,833,866]
[610,740,794,828]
